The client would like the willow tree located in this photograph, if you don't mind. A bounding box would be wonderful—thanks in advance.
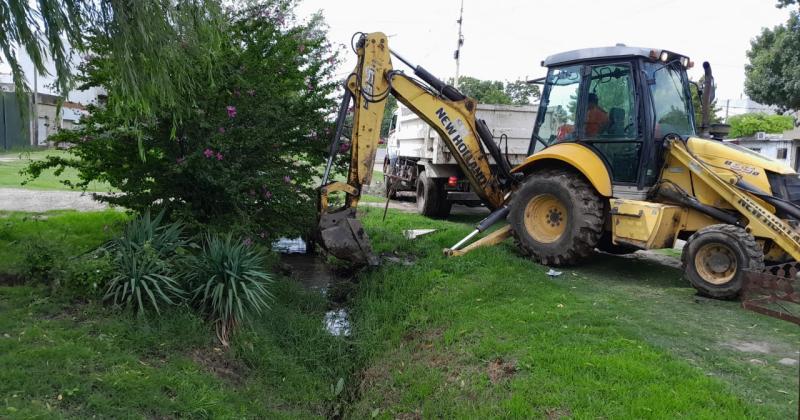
[0,0,224,120]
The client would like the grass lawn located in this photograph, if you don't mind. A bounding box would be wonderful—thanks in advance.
[0,208,797,418]
[0,210,129,275]
[348,206,799,418]
[0,210,351,418]
[0,149,114,192]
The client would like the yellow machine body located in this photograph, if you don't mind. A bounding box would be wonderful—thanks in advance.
[512,142,613,197]
[319,31,800,294]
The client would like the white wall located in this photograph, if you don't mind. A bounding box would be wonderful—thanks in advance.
[737,139,798,170]
[0,46,104,106]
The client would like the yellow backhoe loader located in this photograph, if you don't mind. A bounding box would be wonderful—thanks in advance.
[318,32,800,314]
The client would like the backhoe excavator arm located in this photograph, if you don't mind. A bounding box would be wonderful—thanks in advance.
[317,32,510,264]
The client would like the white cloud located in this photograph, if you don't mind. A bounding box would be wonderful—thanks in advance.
[296,0,793,102]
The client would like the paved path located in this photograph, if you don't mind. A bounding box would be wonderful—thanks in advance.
[0,188,109,212]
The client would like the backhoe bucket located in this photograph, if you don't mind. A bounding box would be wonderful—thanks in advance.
[742,263,800,325]
[318,208,379,266]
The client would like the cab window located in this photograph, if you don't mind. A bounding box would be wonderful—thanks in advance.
[582,64,636,139]
[534,65,582,149]
[644,62,695,137]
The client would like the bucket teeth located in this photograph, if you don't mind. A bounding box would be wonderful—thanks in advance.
[318,208,379,266]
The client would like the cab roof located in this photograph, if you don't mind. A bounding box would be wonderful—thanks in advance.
[543,45,658,67]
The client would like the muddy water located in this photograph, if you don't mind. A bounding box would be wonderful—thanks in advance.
[279,253,353,336]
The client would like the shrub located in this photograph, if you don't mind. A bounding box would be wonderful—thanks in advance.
[61,250,115,299]
[18,237,69,286]
[186,234,274,345]
[25,0,343,241]
[104,210,188,314]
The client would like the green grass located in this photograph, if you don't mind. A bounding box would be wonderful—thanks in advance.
[0,281,349,418]
[0,210,129,274]
[0,149,113,192]
[0,208,797,418]
[347,206,799,418]
[0,209,352,418]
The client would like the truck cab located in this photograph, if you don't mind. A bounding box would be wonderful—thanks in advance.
[525,45,696,199]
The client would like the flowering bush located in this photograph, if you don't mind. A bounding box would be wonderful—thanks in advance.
[27,0,342,240]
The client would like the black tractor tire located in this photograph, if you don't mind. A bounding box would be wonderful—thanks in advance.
[416,173,451,218]
[596,232,639,255]
[508,169,604,266]
[682,224,764,299]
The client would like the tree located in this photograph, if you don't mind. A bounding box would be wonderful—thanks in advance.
[450,76,540,105]
[689,77,722,128]
[454,76,511,104]
[380,95,397,138]
[727,113,795,138]
[505,80,540,105]
[744,11,800,112]
[0,0,225,121]
[25,1,340,240]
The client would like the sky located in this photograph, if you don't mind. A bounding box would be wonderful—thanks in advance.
[295,0,793,107]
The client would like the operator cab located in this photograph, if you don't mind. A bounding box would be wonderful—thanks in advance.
[529,46,696,197]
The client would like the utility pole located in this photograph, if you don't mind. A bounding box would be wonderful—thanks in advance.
[724,99,730,123]
[453,0,464,89]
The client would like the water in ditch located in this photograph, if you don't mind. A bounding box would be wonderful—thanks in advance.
[278,251,353,337]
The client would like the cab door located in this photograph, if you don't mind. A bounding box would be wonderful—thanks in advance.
[578,62,641,185]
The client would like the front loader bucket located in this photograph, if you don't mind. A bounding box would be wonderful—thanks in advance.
[742,263,800,324]
[318,208,379,266]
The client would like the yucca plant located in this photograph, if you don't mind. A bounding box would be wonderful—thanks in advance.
[187,234,274,346]
[104,210,188,314]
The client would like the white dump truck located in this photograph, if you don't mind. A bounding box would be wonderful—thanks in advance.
[383,103,537,217]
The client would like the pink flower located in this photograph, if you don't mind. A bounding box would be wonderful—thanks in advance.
[216,152,224,161]
[243,238,253,247]
[263,190,272,199]
[226,106,237,118]
[339,143,350,153]
[306,82,314,91]
[203,148,214,158]
[218,127,225,134]
[283,175,291,183]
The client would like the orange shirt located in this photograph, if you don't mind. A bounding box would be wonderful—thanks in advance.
[586,106,609,137]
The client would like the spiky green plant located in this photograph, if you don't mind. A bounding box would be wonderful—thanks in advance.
[104,210,188,314]
[187,234,273,345]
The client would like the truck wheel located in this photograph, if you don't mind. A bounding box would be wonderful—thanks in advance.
[416,173,451,218]
[682,224,764,299]
[508,169,603,265]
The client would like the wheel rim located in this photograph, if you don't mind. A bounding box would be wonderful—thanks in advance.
[694,243,738,285]
[523,194,567,243]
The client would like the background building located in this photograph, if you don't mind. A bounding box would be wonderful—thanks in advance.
[0,48,102,150]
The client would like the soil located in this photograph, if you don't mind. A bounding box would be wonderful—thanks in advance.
[189,347,247,386]
[0,273,24,286]
[486,358,517,384]
[0,188,110,212]
[722,340,772,354]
